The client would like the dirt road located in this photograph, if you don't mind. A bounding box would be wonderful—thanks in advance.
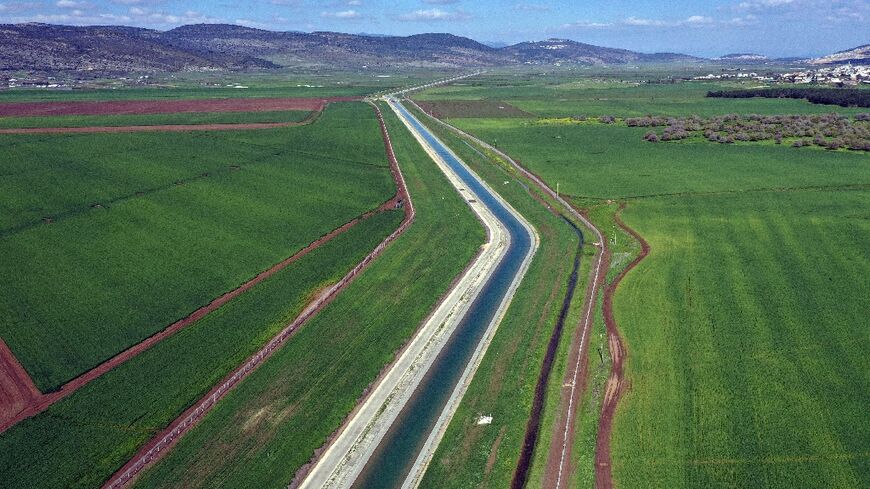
[595,203,649,489]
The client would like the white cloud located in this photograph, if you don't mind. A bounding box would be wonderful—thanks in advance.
[685,15,714,24]
[561,20,613,29]
[56,0,88,8]
[422,0,459,4]
[5,6,220,27]
[563,15,719,30]
[737,0,795,10]
[397,8,471,22]
[514,3,550,12]
[0,1,39,13]
[320,9,361,19]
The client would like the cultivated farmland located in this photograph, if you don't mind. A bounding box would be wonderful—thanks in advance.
[415,72,870,488]
[0,99,410,487]
[0,102,395,391]
[128,101,485,489]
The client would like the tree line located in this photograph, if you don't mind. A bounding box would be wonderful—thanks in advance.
[707,88,870,108]
[639,113,870,151]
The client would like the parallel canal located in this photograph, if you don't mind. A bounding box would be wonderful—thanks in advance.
[351,101,534,488]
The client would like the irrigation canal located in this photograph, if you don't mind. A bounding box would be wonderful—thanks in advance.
[350,100,535,488]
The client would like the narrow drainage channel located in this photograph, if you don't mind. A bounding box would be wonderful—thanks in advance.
[511,215,583,489]
[350,101,533,489]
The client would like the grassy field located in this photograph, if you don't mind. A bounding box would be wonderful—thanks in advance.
[0,102,395,391]
[431,83,870,488]
[0,209,403,489]
[612,189,869,488]
[449,119,868,199]
[400,104,605,489]
[128,101,485,489]
[415,75,866,118]
[0,110,311,129]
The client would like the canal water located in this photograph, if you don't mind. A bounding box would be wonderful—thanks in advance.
[351,101,533,488]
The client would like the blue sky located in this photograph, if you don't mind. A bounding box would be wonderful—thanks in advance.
[1,0,867,57]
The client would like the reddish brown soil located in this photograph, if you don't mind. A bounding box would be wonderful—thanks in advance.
[541,210,609,489]
[0,101,405,436]
[101,102,415,489]
[511,216,584,489]
[595,203,649,489]
[0,97,359,117]
[0,122,304,134]
[0,339,41,427]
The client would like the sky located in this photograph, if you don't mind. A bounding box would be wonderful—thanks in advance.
[0,0,867,57]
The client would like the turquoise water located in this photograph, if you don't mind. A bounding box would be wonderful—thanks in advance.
[351,101,533,488]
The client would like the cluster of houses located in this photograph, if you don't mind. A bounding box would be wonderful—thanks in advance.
[777,64,869,86]
[692,64,869,86]
[1,73,156,90]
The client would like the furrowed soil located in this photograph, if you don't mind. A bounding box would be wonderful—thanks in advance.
[0,97,356,117]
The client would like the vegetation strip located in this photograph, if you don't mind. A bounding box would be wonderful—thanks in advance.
[706,88,870,108]
[594,203,650,489]
[510,216,583,489]
[102,102,413,489]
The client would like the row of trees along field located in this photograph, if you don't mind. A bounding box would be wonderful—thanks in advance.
[707,88,870,108]
[635,113,870,151]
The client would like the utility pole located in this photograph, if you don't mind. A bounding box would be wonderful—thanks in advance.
[556,182,560,198]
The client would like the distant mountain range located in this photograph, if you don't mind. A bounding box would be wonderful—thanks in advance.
[0,23,864,74]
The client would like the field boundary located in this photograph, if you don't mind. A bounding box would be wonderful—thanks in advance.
[594,202,650,489]
[100,101,414,489]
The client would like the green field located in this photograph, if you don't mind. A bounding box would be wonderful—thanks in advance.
[432,84,870,489]
[0,109,311,129]
[129,102,485,488]
[0,102,395,391]
[0,209,403,489]
[415,75,866,118]
[448,119,868,199]
[612,189,869,488]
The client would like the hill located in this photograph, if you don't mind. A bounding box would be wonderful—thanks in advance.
[0,23,276,73]
[808,44,870,65]
[502,38,701,65]
[0,23,704,74]
[715,53,769,62]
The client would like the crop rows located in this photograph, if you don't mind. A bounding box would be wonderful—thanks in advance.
[0,102,395,390]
